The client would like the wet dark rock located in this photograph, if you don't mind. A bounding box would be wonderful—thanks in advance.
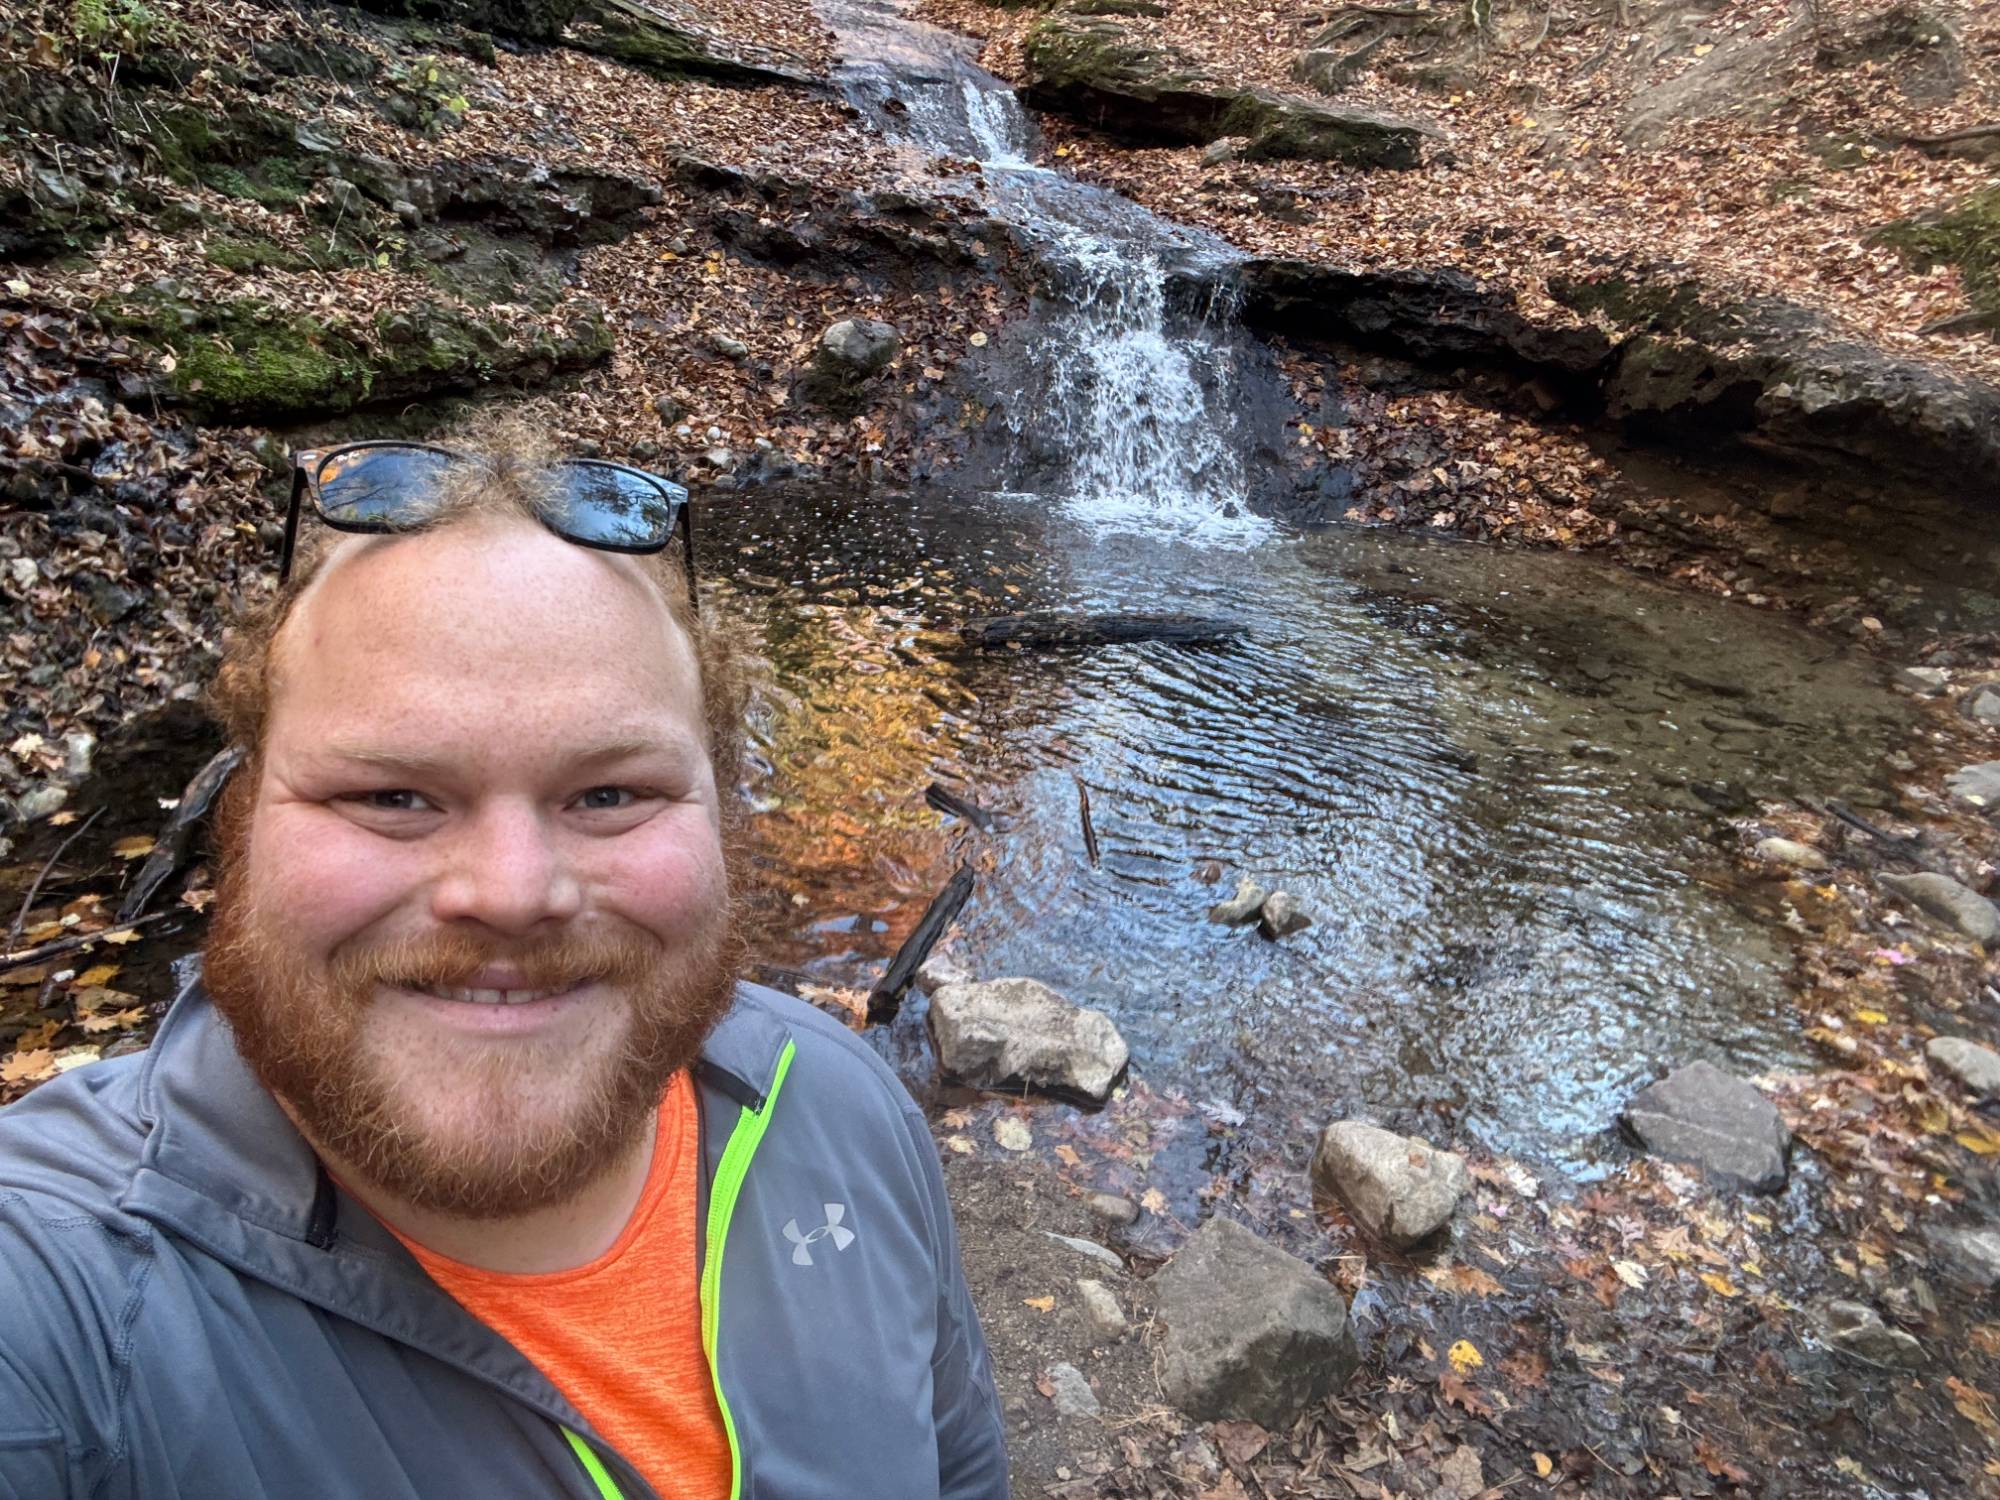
[1153,1216,1360,1426]
[80,573,144,622]
[14,784,68,823]
[1311,1120,1468,1247]
[1927,1035,2000,1098]
[1933,1225,2000,1287]
[348,0,578,42]
[927,976,1129,1103]
[1946,761,2000,809]
[1020,15,1436,167]
[1821,1299,1925,1369]
[1207,875,1266,924]
[1622,1060,1791,1192]
[1879,871,2000,948]
[1257,890,1311,939]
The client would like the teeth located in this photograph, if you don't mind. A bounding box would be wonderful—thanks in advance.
[420,986,559,1006]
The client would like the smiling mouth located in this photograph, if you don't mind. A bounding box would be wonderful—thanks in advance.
[407,983,584,1007]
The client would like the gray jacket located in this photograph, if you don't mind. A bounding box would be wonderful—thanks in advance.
[0,972,1006,1499]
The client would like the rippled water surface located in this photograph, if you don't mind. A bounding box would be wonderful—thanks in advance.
[711,487,1910,1172]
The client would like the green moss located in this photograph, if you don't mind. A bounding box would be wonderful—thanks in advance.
[1872,185,2000,329]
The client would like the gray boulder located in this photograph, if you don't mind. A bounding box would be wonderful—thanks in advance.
[1926,1035,2000,1098]
[1753,836,1829,871]
[1895,665,1949,696]
[1821,1300,1924,1369]
[1966,683,2000,727]
[1934,1225,2000,1287]
[927,977,1129,1103]
[799,318,900,413]
[1310,1121,1468,1247]
[1621,1060,1791,1192]
[1879,871,2000,948]
[1947,761,2000,809]
[1153,1217,1359,1426]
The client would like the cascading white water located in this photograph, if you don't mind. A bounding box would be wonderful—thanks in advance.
[823,0,1265,543]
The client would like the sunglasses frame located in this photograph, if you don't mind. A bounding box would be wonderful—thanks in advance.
[281,441,698,611]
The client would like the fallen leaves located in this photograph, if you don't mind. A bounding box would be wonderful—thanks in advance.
[1446,1339,1484,1375]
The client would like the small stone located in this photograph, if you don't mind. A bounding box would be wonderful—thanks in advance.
[391,199,422,226]
[652,394,685,424]
[1896,666,1949,696]
[1085,1191,1140,1226]
[702,447,735,471]
[929,977,1129,1103]
[1879,871,2000,948]
[709,332,750,358]
[1207,875,1267,925]
[1963,683,2000,727]
[1153,1217,1359,1426]
[8,557,38,590]
[1821,1299,1925,1368]
[1753,836,1829,871]
[1933,1225,2000,1287]
[916,950,975,992]
[62,732,95,781]
[1076,1279,1128,1339]
[1622,1060,1791,1192]
[1310,1121,1468,1247]
[1257,891,1311,939]
[1047,1362,1100,1419]
[1199,135,1251,166]
[1926,1036,2000,1098]
[15,783,67,822]
[1946,762,2000,809]
[1043,1232,1123,1270]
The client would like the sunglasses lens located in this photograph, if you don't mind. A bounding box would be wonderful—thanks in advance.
[550,463,686,549]
[315,446,457,526]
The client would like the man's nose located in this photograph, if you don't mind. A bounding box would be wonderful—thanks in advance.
[428,802,583,933]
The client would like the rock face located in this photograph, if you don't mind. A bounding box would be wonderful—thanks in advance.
[1878,871,2000,948]
[1153,1217,1360,1426]
[1927,1035,2000,1098]
[1310,1121,1468,1247]
[927,977,1129,1103]
[1020,16,1437,167]
[1621,1061,1791,1192]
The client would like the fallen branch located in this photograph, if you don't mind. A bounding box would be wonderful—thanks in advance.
[1893,122,2000,151]
[118,745,246,923]
[924,781,996,832]
[868,864,975,1023]
[0,912,177,975]
[6,808,103,951]
[1074,775,1099,867]
[956,611,1243,651]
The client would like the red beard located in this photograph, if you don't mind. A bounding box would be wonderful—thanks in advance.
[202,797,743,1220]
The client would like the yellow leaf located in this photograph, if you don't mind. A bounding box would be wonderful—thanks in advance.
[1022,1295,1054,1312]
[1854,1009,1888,1025]
[1140,1187,1167,1215]
[75,964,120,988]
[1,1049,57,1085]
[111,836,155,860]
[945,1135,973,1155]
[1955,1130,2000,1156]
[968,332,988,348]
[1693,42,1714,55]
[1533,1453,1554,1478]
[1700,1272,1740,1298]
[102,929,141,945]
[1447,1339,1484,1373]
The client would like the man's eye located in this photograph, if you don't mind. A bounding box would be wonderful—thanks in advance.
[577,787,638,811]
[352,789,434,813]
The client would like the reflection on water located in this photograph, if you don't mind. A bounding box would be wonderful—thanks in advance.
[714,486,1909,1172]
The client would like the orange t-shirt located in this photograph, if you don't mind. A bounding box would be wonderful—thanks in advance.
[392,1072,732,1499]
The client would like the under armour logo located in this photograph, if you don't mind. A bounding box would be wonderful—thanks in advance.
[782,1203,855,1266]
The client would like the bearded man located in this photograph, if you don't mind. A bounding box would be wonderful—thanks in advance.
[0,437,1007,1499]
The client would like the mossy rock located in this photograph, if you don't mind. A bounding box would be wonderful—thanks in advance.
[565,0,815,86]
[1063,0,1168,16]
[1871,185,2000,331]
[346,0,579,42]
[1218,89,1432,167]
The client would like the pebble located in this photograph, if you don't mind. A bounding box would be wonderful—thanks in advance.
[1257,890,1311,939]
[1895,666,1949,696]
[1047,1362,1100,1419]
[1042,1231,1123,1270]
[1085,1191,1140,1226]
[994,1116,1032,1152]
[1207,875,1265,925]
[15,783,67,822]
[1754,836,1829,871]
[1076,1278,1128,1339]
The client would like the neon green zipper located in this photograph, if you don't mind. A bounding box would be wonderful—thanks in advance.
[703,1039,796,1500]
[562,1038,797,1500]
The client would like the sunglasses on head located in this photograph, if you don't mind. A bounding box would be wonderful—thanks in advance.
[282,441,697,608]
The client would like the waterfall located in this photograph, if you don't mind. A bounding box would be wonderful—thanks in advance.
[822,0,1265,543]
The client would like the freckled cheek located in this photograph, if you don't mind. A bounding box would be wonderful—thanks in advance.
[590,817,729,941]
[248,807,428,955]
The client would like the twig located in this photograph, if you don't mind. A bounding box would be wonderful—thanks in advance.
[0,911,177,974]
[6,808,103,951]
[1073,774,1099,867]
[924,781,996,832]
[867,864,975,1023]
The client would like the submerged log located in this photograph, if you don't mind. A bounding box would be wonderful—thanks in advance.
[957,611,1243,651]
[924,781,996,832]
[869,864,975,1023]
